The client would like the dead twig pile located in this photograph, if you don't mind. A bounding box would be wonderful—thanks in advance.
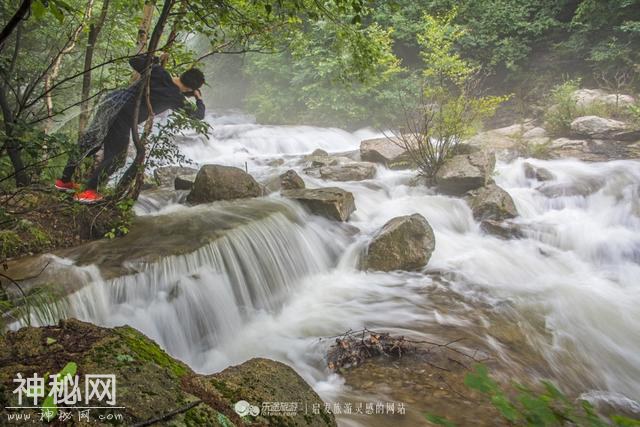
[323,328,490,372]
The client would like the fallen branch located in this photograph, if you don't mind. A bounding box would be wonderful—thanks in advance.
[132,400,202,427]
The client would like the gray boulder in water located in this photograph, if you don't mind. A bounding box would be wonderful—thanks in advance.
[361,213,435,272]
[281,187,355,221]
[523,162,554,181]
[319,162,376,181]
[154,166,198,187]
[469,184,518,221]
[187,164,262,204]
[360,137,413,169]
[436,151,496,195]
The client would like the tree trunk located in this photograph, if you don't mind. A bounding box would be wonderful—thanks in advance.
[44,0,96,132]
[117,0,175,199]
[79,0,112,135]
[0,87,29,186]
[0,0,32,53]
[129,0,156,82]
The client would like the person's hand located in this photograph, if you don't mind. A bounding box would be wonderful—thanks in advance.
[159,52,170,64]
[193,89,202,100]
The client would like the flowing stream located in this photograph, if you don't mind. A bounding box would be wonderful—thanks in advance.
[55,112,640,424]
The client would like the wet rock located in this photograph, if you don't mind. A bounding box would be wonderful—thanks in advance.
[0,319,290,426]
[538,179,605,198]
[319,162,377,181]
[305,155,352,168]
[361,213,435,272]
[435,151,496,195]
[200,358,336,426]
[310,148,329,157]
[154,166,198,187]
[187,164,262,204]
[174,174,197,190]
[266,158,285,167]
[282,187,356,221]
[570,116,639,141]
[523,163,554,181]
[266,169,306,193]
[469,184,518,221]
[280,169,305,190]
[480,219,524,239]
[360,137,413,169]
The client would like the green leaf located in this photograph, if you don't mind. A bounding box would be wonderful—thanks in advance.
[612,415,640,427]
[50,3,65,23]
[424,413,457,427]
[58,362,77,378]
[491,393,519,423]
[45,337,57,345]
[41,394,58,422]
[32,0,47,20]
[464,364,497,394]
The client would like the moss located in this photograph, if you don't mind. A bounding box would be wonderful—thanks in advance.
[115,326,189,378]
[0,230,22,260]
[184,406,236,427]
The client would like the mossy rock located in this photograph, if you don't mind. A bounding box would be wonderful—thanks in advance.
[0,319,334,426]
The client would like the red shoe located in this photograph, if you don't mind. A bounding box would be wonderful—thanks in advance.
[54,179,80,193]
[73,189,104,204]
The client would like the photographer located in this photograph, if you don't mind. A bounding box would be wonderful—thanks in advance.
[55,54,205,203]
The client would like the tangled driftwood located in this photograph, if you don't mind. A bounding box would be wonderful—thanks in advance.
[323,328,489,372]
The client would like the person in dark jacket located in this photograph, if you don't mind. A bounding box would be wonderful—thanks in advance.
[55,54,206,204]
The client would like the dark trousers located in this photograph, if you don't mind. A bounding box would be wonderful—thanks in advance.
[62,119,131,191]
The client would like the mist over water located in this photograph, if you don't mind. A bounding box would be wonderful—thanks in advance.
[59,112,640,420]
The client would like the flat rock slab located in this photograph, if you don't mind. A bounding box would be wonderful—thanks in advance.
[319,162,377,181]
[436,151,496,195]
[281,187,356,221]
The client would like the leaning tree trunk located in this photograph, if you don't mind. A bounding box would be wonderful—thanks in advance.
[79,0,111,135]
[116,0,175,200]
[129,0,156,83]
[0,0,32,53]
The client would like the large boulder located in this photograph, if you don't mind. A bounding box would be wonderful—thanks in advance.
[0,319,336,426]
[187,164,262,204]
[436,151,496,195]
[469,184,518,221]
[282,187,355,221]
[154,166,198,187]
[361,213,435,272]
[360,138,413,169]
[319,162,376,182]
[570,116,639,140]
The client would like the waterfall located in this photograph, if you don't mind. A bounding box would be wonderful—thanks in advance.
[67,204,348,369]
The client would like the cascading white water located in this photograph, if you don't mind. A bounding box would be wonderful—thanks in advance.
[62,113,640,420]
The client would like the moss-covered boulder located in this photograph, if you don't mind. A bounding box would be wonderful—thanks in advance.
[0,319,335,426]
[361,214,435,272]
[192,358,335,427]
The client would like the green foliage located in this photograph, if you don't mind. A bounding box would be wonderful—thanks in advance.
[244,16,405,127]
[40,362,78,422]
[104,198,134,239]
[395,10,506,180]
[146,110,210,169]
[544,79,581,136]
[426,364,640,427]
